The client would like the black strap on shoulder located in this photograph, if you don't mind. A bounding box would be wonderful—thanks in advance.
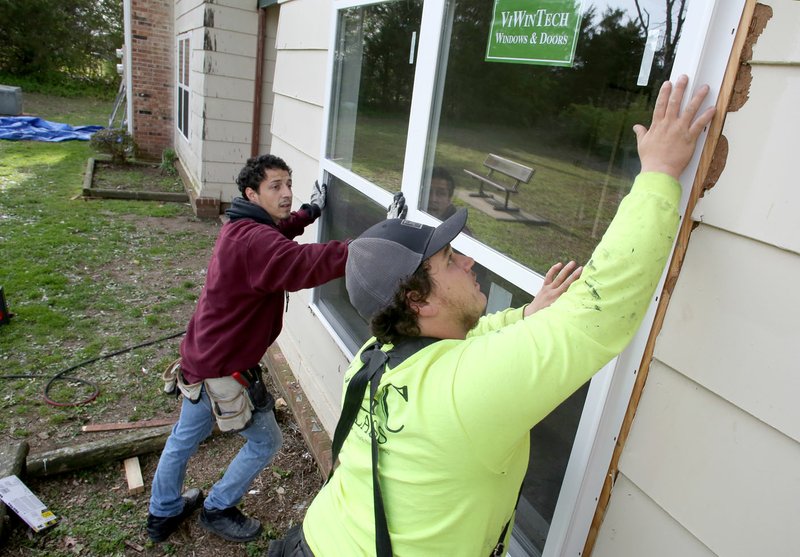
[327,337,438,557]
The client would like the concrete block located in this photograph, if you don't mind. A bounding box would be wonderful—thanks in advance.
[0,85,22,116]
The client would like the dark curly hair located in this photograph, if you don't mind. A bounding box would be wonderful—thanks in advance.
[236,154,291,197]
[370,261,434,345]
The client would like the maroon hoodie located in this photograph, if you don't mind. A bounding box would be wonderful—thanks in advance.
[179,198,348,383]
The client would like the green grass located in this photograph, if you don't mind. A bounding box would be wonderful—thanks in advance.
[21,92,114,126]
[0,94,219,555]
[0,100,214,435]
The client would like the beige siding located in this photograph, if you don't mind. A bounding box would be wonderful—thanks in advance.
[598,1,800,555]
[592,475,715,557]
[201,74,253,102]
[273,50,328,107]
[256,5,279,156]
[202,140,251,164]
[202,97,252,123]
[746,0,800,61]
[619,362,800,557]
[692,65,800,253]
[199,1,260,201]
[275,0,330,50]
[271,94,324,157]
[654,226,800,442]
[202,118,251,143]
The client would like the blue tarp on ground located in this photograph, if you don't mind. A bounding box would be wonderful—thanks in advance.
[0,116,103,142]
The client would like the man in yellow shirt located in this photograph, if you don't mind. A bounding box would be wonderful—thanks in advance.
[270,76,715,557]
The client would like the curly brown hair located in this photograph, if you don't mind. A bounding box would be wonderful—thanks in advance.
[235,154,291,197]
[370,261,434,345]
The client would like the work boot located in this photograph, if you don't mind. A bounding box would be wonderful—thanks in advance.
[146,488,204,542]
[198,506,263,542]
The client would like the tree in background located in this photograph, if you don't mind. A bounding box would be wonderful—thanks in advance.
[0,0,122,88]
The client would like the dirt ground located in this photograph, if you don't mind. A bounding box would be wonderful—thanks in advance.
[5,397,323,556]
[2,187,324,555]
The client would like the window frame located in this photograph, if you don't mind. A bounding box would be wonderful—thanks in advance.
[176,33,190,141]
[312,1,746,554]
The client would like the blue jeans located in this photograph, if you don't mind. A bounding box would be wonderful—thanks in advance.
[149,385,283,517]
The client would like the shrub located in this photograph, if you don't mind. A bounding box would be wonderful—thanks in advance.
[160,148,177,175]
[89,128,137,164]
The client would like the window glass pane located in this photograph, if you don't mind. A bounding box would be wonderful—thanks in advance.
[317,177,388,353]
[317,181,548,354]
[419,1,689,552]
[422,0,688,277]
[327,0,423,192]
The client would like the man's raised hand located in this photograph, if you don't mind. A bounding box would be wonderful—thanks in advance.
[524,261,582,317]
[634,75,716,180]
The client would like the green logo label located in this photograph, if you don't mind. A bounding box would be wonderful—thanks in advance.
[486,0,583,67]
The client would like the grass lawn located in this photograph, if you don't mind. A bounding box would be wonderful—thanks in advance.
[0,94,226,555]
[20,92,114,127]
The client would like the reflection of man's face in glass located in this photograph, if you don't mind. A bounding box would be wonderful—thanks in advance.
[428,178,453,219]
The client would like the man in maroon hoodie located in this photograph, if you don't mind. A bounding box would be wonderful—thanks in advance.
[146,154,349,544]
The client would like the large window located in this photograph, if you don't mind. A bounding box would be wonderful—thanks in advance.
[327,0,423,192]
[177,35,190,139]
[315,0,740,554]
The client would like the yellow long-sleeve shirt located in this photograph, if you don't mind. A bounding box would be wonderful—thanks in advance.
[303,172,681,556]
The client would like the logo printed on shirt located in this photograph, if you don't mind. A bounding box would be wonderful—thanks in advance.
[353,383,409,444]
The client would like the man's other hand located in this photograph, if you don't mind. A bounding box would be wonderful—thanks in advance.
[634,74,716,180]
[525,261,582,317]
[387,191,408,219]
[310,180,327,211]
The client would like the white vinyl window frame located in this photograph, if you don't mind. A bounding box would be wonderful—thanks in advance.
[312,1,747,555]
[176,33,190,140]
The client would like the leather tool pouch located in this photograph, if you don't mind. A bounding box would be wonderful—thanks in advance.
[244,365,275,413]
[161,358,181,396]
[173,362,203,403]
[205,376,254,433]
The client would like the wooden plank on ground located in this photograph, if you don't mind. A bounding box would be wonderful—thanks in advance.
[123,457,144,494]
[82,418,176,432]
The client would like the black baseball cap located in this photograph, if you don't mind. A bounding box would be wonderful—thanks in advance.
[345,209,468,320]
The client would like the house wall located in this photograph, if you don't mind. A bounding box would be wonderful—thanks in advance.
[174,0,274,217]
[174,0,205,209]
[592,2,800,556]
[256,7,279,156]
[129,0,174,160]
[270,0,352,433]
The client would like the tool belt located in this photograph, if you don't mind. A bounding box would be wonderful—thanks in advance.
[161,359,274,433]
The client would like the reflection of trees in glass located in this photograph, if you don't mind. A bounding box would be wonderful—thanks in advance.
[438,0,688,130]
[358,0,423,113]
[633,0,687,85]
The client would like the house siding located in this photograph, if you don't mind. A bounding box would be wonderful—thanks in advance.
[171,0,277,213]
[594,1,800,555]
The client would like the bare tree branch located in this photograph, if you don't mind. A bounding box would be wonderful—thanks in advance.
[633,0,650,34]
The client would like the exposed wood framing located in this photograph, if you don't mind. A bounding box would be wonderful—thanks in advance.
[582,2,772,554]
[81,418,177,432]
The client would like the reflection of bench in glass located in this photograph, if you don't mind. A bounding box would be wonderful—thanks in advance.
[464,154,535,212]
